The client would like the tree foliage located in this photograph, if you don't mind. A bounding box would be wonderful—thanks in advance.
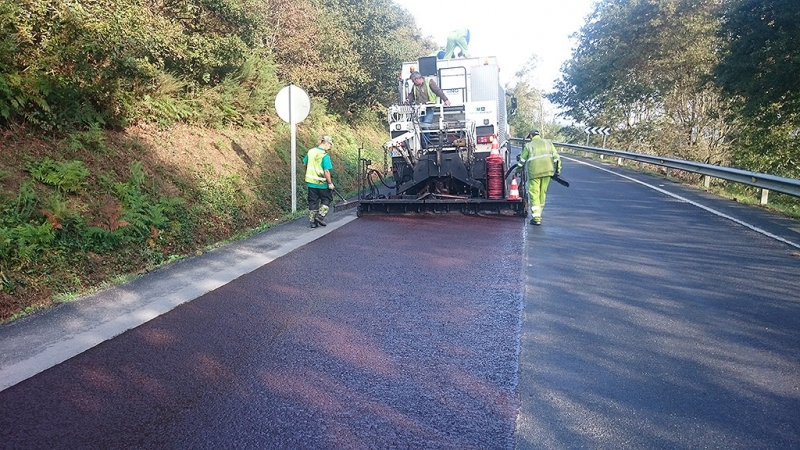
[548,0,799,177]
[506,55,553,138]
[320,0,431,109]
[0,0,431,130]
[714,0,800,128]
[712,0,800,177]
[549,0,733,165]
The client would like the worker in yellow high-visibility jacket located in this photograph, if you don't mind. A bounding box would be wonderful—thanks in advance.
[303,136,335,228]
[516,129,561,226]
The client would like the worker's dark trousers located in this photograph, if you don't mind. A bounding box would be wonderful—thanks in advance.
[308,186,333,221]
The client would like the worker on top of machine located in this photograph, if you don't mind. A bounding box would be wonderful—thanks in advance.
[443,29,471,59]
[516,129,561,226]
[407,71,451,145]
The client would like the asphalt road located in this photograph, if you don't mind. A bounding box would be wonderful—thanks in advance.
[0,214,525,449]
[515,154,800,448]
[1,153,799,449]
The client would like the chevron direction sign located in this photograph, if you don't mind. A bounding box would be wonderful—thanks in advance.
[585,126,612,135]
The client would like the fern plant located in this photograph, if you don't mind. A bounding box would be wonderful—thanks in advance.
[82,194,130,252]
[2,181,40,227]
[84,226,127,252]
[62,125,108,153]
[113,161,185,241]
[26,158,90,193]
[115,161,151,238]
[40,193,76,230]
[8,222,56,264]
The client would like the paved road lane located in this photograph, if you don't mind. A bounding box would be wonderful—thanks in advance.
[516,155,800,448]
[0,215,525,449]
[4,150,800,449]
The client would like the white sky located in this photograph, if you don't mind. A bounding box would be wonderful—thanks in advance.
[394,0,597,92]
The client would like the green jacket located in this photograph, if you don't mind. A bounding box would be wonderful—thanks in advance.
[518,136,560,178]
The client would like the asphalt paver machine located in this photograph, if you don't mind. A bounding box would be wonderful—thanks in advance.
[356,55,524,216]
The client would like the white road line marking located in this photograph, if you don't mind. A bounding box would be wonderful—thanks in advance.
[565,156,800,250]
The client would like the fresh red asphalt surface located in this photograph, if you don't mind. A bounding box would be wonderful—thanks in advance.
[0,215,525,449]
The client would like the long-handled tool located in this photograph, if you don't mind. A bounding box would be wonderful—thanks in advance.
[333,187,348,204]
[506,165,569,187]
[332,187,358,212]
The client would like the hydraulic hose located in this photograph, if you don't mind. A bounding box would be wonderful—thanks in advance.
[360,169,396,200]
[504,165,517,180]
[370,169,396,189]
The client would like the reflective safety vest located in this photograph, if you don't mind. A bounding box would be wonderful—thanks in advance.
[305,146,327,185]
[411,78,438,104]
[520,136,560,178]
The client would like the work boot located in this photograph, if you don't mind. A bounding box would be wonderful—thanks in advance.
[310,220,318,229]
[530,218,541,226]
[315,214,327,226]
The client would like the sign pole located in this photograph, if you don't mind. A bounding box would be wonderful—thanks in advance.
[289,85,296,213]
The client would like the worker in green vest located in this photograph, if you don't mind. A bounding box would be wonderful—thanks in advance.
[303,135,335,228]
[516,129,561,225]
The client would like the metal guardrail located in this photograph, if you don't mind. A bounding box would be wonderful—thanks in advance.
[509,138,800,200]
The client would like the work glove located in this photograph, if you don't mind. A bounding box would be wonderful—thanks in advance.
[515,164,523,175]
[554,161,562,176]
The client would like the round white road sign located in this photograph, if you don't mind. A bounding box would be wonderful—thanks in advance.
[275,84,311,124]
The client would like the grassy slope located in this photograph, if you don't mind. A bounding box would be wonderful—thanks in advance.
[0,119,387,322]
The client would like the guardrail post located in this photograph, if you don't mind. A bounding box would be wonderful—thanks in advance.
[761,189,769,205]
[704,175,711,189]
[617,157,623,166]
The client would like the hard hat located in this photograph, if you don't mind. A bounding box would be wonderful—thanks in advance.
[528,129,540,138]
[410,71,423,80]
[437,50,445,60]
[320,135,333,145]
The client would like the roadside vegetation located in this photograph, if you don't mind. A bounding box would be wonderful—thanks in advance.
[545,0,799,182]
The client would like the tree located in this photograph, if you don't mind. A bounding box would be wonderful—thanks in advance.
[506,55,550,138]
[548,0,732,165]
[264,0,365,112]
[711,0,800,178]
[0,0,433,129]
[318,0,433,112]
[714,0,800,128]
